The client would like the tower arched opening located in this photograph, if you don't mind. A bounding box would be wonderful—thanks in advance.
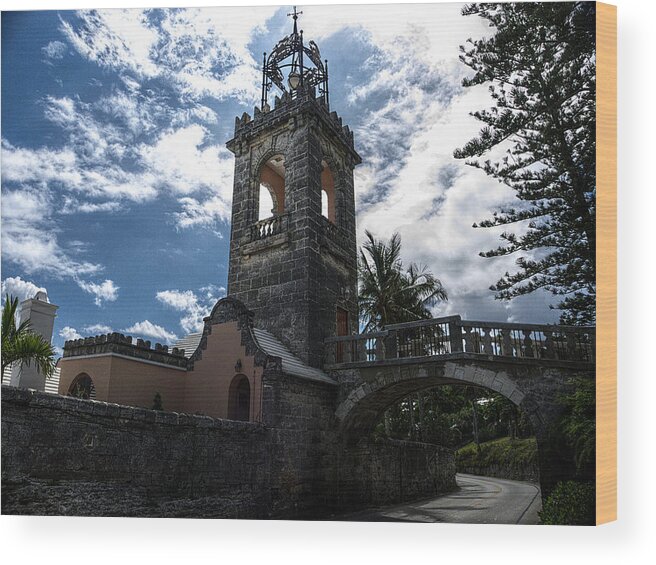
[321,160,336,223]
[258,154,285,221]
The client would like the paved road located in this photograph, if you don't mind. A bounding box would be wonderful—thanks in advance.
[338,474,542,524]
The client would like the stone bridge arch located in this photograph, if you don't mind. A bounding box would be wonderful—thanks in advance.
[332,357,594,499]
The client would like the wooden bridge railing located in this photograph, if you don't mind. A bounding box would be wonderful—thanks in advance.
[324,316,595,367]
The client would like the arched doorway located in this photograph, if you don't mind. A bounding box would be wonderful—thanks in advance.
[227,374,251,421]
[67,373,96,400]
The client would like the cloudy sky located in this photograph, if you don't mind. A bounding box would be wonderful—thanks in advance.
[1,2,560,354]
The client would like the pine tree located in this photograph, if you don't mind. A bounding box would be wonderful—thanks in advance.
[454,2,596,325]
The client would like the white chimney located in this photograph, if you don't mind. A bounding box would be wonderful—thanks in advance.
[9,291,58,391]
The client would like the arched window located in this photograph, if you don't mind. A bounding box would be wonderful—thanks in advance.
[321,160,336,223]
[227,374,251,421]
[67,373,96,400]
[258,154,285,220]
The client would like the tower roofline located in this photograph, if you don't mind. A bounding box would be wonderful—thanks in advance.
[226,86,361,165]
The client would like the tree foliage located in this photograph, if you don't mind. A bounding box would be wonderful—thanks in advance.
[1,294,57,379]
[377,386,533,447]
[455,2,596,324]
[358,230,448,332]
[560,376,595,478]
[539,480,595,525]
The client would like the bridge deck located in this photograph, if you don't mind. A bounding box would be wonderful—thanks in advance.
[324,316,595,370]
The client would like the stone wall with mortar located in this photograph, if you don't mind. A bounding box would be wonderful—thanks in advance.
[226,88,361,369]
[1,387,269,517]
[333,438,457,511]
[260,360,340,516]
[2,382,457,518]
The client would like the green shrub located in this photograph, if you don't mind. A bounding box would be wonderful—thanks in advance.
[539,480,595,525]
[456,436,537,470]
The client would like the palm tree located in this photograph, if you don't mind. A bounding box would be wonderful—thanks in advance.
[358,231,448,441]
[1,294,56,380]
[358,230,448,331]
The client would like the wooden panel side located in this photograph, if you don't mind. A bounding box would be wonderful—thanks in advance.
[596,1,617,526]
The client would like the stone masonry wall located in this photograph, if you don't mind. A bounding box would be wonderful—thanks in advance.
[333,438,457,511]
[2,380,457,518]
[1,387,269,518]
[226,90,360,369]
[260,365,340,517]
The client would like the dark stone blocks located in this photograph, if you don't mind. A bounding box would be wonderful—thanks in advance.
[226,92,359,369]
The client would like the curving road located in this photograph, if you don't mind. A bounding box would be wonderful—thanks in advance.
[338,474,542,524]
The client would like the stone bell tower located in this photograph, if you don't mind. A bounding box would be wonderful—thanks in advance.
[226,9,361,368]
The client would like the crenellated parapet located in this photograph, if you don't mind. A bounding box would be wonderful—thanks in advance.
[227,85,360,164]
[63,332,188,369]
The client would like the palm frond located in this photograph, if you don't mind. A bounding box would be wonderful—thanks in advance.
[1,294,56,378]
[358,232,449,330]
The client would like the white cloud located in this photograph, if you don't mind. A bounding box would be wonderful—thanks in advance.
[156,289,198,311]
[354,83,558,324]
[2,139,82,189]
[59,326,82,341]
[83,323,113,334]
[76,279,119,306]
[174,196,229,233]
[60,7,277,105]
[1,134,157,204]
[1,277,47,302]
[60,10,159,77]
[0,185,122,309]
[60,198,122,214]
[42,40,67,61]
[123,320,178,344]
[3,99,231,232]
[138,125,233,200]
[156,285,225,334]
[0,187,102,281]
[137,125,234,230]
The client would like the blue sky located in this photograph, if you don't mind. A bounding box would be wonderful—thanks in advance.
[1,3,559,355]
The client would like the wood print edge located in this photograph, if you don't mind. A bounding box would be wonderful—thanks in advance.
[595,1,617,526]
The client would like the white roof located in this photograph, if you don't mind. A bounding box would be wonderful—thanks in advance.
[172,332,203,358]
[252,328,335,385]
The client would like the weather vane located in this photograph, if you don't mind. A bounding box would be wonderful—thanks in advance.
[260,5,329,110]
